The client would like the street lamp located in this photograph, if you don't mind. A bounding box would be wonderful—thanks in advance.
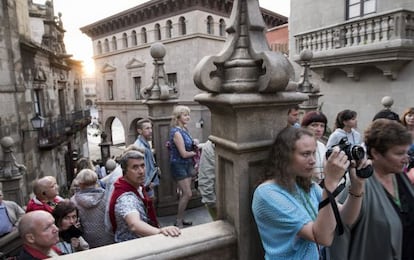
[99,131,111,164]
[30,114,45,130]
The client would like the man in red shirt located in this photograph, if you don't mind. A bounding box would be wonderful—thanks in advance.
[18,210,61,259]
[26,176,63,213]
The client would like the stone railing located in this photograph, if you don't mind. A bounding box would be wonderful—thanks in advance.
[294,9,414,55]
[53,221,237,260]
[293,9,414,80]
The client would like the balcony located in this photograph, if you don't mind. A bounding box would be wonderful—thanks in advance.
[293,9,414,81]
[38,109,91,150]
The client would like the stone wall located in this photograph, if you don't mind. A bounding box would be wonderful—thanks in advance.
[54,221,237,260]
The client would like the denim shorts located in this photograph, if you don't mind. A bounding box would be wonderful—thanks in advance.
[170,161,194,181]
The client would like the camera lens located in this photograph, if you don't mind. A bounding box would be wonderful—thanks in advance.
[351,146,365,161]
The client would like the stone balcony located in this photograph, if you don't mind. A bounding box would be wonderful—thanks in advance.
[293,9,414,81]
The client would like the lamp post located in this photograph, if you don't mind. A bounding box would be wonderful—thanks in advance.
[99,131,111,164]
[30,114,45,130]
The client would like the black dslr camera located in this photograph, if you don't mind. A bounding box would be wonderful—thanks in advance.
[326,137,373,178]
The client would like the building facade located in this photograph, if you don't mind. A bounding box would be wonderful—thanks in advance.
[80,0,287,146]
[266,23,289,55]
[290,0,414,131]
[0,0,90,203]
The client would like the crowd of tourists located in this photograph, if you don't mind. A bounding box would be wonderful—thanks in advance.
[1,105,414,259]
[253,106,414,260]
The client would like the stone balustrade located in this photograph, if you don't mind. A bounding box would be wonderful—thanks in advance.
[293,9,414,81]
[53,221,237,260]
[294,9,414,54]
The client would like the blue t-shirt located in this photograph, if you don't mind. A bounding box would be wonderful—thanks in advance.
[0,205,12,236]
[169,127,193,164]
[252,182,322,260]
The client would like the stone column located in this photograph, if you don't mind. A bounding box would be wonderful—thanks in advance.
[141,43,200,216]
[0,136,26,206]
[145,100,177,216]
[193,0,307,259]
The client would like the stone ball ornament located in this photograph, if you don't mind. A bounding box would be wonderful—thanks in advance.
[381,96,394,108]
[300,49,313,62]
[150,42,166,59]
[0,136,14,149]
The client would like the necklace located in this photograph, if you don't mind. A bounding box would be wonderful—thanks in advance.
[392,175,401,208]
[295,187,317,220]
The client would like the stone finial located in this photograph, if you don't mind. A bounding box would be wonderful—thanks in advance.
[297,49,318,93]
[193,0,294,93]
[0,136,26,178]
[381,96,394,109]
[140,42,178,100]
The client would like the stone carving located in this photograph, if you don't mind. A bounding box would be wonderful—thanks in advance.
[0,137,26,178]
[33,63,47,81]
[193,0,294,93]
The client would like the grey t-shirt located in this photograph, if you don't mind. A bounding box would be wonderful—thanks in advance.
[114,191,148,242]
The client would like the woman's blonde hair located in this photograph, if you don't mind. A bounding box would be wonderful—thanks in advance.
[75,168,98,187]
[170,105,190,126]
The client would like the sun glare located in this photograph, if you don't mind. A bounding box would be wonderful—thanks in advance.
[83,59,95,77]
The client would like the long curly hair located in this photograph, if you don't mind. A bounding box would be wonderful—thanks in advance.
[265,127,314,193]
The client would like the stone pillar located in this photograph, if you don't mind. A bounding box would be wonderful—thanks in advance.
[145,100,177,216]
[297,49,323,113]
[193,0,308,258]
[0,176,25,207]
[0,136,27,206]
[141,42,200,216]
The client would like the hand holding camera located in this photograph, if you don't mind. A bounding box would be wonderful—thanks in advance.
[323,147,350,190]
[326,137,373,178]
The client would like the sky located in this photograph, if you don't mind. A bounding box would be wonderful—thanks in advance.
[46,0,290,75]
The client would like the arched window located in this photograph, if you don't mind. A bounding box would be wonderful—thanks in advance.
[166,20,172,38]
[154,23,161,41]
[219,19,226,36]
[97,41,102,54]
[131,30,137,46]
[111,36,117,51]
[207,16,214,34]
[179,16,186,35]
[122,33,128,48]
[141,27,147,43]
[104,39,109,52]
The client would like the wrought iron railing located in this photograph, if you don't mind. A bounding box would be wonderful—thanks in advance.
[38,109,91,149]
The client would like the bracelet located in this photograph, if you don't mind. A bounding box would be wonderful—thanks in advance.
[348,188,364,198]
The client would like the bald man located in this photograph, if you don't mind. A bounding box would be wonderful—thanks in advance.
[18,210,61,259]
[26,176,64,213]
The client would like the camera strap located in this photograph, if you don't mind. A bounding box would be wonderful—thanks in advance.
[318,179,346,235]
